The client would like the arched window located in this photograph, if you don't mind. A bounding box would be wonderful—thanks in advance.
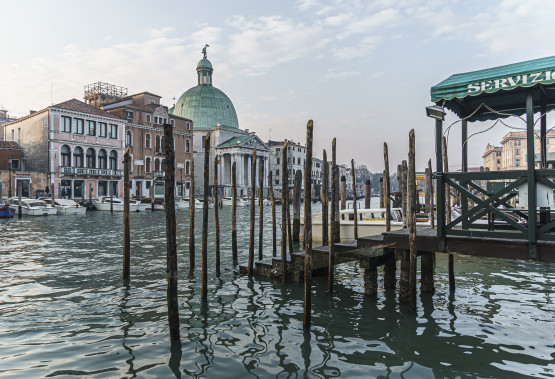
[61,145,71,167]
[161,159,166,171]
[154,158,160,172]
[186,161,190,175]
[185,139,190,153]
[145,157,151,173]
[125,130,132,147]
[74,146,84,168]
[86,148,96,168]
[145,133,151,149]
[161,136,165,153]
[98,149,107,169]
[109,150,118,170]
[155,135,161,153]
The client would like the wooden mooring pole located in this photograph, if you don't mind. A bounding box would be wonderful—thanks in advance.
[281,142,288,282]
[328,138,337,294]
[402,160,408,227]
[364,179,370,209]
[248,148,257,276]
[287,181,293,254]
[408,129,417,312]
[214,156,220,276]
[379,177,384,208]
[202,133,210,301]
[164,122,180,342]
[383,142,396,289]
[231,161,238,263]
[340,175,346,210]
[428,159,434,228]
[123,147,131,279]
[322,150,329,246]
[269,171,276,257]
[303,120,313,330]
[334,165,340,243]
[293,170,302,242]
[258,157,264,260]
[443,136,455,293]
[351,159,358,240]
[189,155,196,270]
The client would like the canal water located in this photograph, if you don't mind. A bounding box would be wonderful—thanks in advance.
[0,203,553,378]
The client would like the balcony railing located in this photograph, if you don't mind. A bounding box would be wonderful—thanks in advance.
[154,171,165,178]
[60,167,123,177]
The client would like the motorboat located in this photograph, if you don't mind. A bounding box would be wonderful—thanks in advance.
[237,198,250,207]
[300,207,431,241]
[7,197,58,216]
[94,196,143,212]
[39,197,87,215]
[197,199,215,209]
[140,197,180,211]
[221,197,233,206]
[176,198,202,209]
[0,204,15,218]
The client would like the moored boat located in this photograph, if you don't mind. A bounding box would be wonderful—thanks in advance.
[0,204,15,218]
[7,197,58,216]
[39,197,87,215]
[94,196,143,212]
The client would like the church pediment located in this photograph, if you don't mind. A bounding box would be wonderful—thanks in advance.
[239,135,269,151]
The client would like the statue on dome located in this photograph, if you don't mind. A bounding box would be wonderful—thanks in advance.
[202,44,209,59]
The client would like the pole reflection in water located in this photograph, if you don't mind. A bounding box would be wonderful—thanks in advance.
[0,209,554,378]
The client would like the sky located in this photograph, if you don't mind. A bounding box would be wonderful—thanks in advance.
[1,0,554,172]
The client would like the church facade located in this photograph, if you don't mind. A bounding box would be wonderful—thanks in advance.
[171,48,269,197]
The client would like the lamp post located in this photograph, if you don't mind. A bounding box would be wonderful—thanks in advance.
[7,157,12,198]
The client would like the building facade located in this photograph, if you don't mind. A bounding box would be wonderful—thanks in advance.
[171,49,269,197]
[483,130,555,170]
[267,139,307,194]
[3,99,125,200]
[482,143,502,171]
[98,89,193,198]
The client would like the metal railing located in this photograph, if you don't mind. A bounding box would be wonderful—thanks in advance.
[60,167,123,177]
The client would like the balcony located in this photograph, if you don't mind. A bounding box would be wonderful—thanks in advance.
[154,170,165,178]
[60,167,123,177]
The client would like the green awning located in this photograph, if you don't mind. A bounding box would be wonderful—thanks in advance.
[431,56,555,121]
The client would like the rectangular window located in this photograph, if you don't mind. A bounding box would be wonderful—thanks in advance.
[61,116,71,132]
[126,111,133,119]
[277,157,280,164]
[86,120,96,136]
[10,159,20,170]
[186,122,190,130]
[170,119,175,126]
[146,114,151,123]
[110,124,118,139]
[73,118,84,134]
[515,149,520,155]
[516,158,521,167]
[154,116,159,124]
[99,122,107,137]
[146,180,151,189]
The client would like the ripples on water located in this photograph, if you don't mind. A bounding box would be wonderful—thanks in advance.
[0,206,554,378]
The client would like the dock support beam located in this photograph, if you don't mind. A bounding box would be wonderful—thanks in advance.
[420,252,435,293]
[399,249,410,303]
[363,264,378,297]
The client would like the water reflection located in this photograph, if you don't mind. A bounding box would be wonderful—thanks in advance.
[1,209,554,378]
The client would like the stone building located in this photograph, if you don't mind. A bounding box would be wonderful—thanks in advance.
[483,130,555,170]
[3,99,125,200]
[482,143,502,171]
[95,87,194,198]
[267,139,306,193]
[171,48,269,197]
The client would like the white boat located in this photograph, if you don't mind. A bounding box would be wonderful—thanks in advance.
[7,197,58,216]
[39,197,87,215]
[197,199,215,209]
[93,196,143,212]
[176,198,202,209]
[221,197,233,206]
[300,207,431,241]
[237,198,250,207]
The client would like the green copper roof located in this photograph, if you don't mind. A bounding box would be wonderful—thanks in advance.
[172,85,239,129]
[197,58,213,71]
[219,136,249,147]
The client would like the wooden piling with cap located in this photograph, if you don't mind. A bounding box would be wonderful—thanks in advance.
[248,148,257,276]
[123,147,131,280]
[231,161,238,263]
[201,133,210,300]
[214,156,220,276]
[303,120,313,330]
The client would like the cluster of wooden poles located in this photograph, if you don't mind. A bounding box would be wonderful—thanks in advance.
[120,122,455,342]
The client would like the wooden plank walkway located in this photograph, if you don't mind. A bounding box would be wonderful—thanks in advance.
[382,228,555,263]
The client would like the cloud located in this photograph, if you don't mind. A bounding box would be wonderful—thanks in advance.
[147,26,175,38]
[321,69,360,81]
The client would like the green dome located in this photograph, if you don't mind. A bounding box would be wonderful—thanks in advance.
[171,55,239,129]
[172,85,239,130]
[197,58,213,70]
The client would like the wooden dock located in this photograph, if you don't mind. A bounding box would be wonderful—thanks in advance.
[240,227,555,284]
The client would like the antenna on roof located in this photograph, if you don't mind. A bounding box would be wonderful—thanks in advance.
[50,83,55,105]
[268,128,272,141]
